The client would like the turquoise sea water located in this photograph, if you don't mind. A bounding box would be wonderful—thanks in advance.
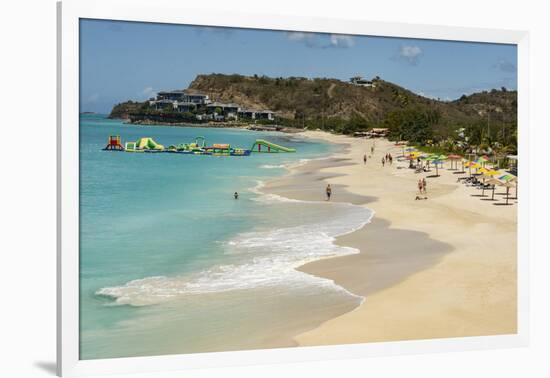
[79,114,373,359]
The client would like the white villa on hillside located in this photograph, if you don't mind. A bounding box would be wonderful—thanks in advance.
[238,108,275,120]
[149,90,212,109]
[148,89,276,121]
[350,76,377,88]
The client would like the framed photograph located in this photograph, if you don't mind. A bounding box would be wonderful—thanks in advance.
[57,0,529,376]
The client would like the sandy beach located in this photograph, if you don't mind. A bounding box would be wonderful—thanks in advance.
[263,131,517,345]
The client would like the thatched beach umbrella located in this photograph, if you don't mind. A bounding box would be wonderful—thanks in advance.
[485,178,502,201]
[499,173,518,199]
[477,167,490,196]
[499,181,516,205]
[448,154,463,170]
[479,167,499,197]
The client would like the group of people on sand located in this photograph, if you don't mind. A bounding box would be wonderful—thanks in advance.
[415,178,428,200]
[381,153,393,167]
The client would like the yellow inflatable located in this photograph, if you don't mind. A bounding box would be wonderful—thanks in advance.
[135,137,164,150]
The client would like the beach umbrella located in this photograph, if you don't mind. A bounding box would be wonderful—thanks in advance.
[484,178,502,201]
[403,147,415,156]
[424,154,439,170]
[428,154,447,174]
[464,160,473,176]
[437,154,448,169]
[498,181,516,205]
[498,173,517,182]
[432,160,442,176]
[470,162,482,175]
[476,168,488,196]
[464,161,481,176]
[484,169,500,177]
[460,158,467,172]
[475,155,490,168]
[448,154,462,170]
[498,173,518,198]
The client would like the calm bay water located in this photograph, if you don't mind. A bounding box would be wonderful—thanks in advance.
[79,114,372,359]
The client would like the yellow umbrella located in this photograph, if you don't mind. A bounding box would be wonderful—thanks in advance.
[484,169,500,177]
[465,161,481,176]
[476,168,492,196]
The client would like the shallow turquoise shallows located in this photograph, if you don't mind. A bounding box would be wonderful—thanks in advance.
[79,114,372,359]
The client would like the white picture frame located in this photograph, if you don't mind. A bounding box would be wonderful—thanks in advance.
[57,0,530,376]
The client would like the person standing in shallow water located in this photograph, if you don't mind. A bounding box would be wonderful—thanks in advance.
[326,184,332,201]
[234,192,239,199]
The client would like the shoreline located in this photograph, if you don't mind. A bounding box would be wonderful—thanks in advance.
[105,115,304,133]
[262,131,517,345]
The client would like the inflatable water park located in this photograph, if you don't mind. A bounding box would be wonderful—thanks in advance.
[102,135,296,156]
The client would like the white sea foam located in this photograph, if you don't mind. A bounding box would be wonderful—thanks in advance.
[97,200,373,306]
[98,163,375,307]
[260,164,287,169]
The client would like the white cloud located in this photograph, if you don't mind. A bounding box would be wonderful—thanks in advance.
[286,32,312,41]
[140,86,155,99]
[399,45,423,65]
[329,34,355,48]
[286,32,354,49]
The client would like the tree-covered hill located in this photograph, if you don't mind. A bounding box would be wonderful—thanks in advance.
[109,73,517,152]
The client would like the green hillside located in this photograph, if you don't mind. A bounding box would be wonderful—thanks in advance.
[109,73,517,153]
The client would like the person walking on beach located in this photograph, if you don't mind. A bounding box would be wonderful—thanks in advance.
[389,153,393,165]
[381,157,385,167]
[325,184,332,201]
[422,178,427,194]
[418,179,423,194]
[363,154,367,165]
[371,145,375,154]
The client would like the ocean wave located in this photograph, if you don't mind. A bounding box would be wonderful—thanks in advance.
[260,164,287,169]
[97,201,373,307]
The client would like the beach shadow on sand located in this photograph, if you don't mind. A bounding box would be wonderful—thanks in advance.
[300,218,454,298]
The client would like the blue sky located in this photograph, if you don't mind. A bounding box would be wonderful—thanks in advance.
[80,19,517,113]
